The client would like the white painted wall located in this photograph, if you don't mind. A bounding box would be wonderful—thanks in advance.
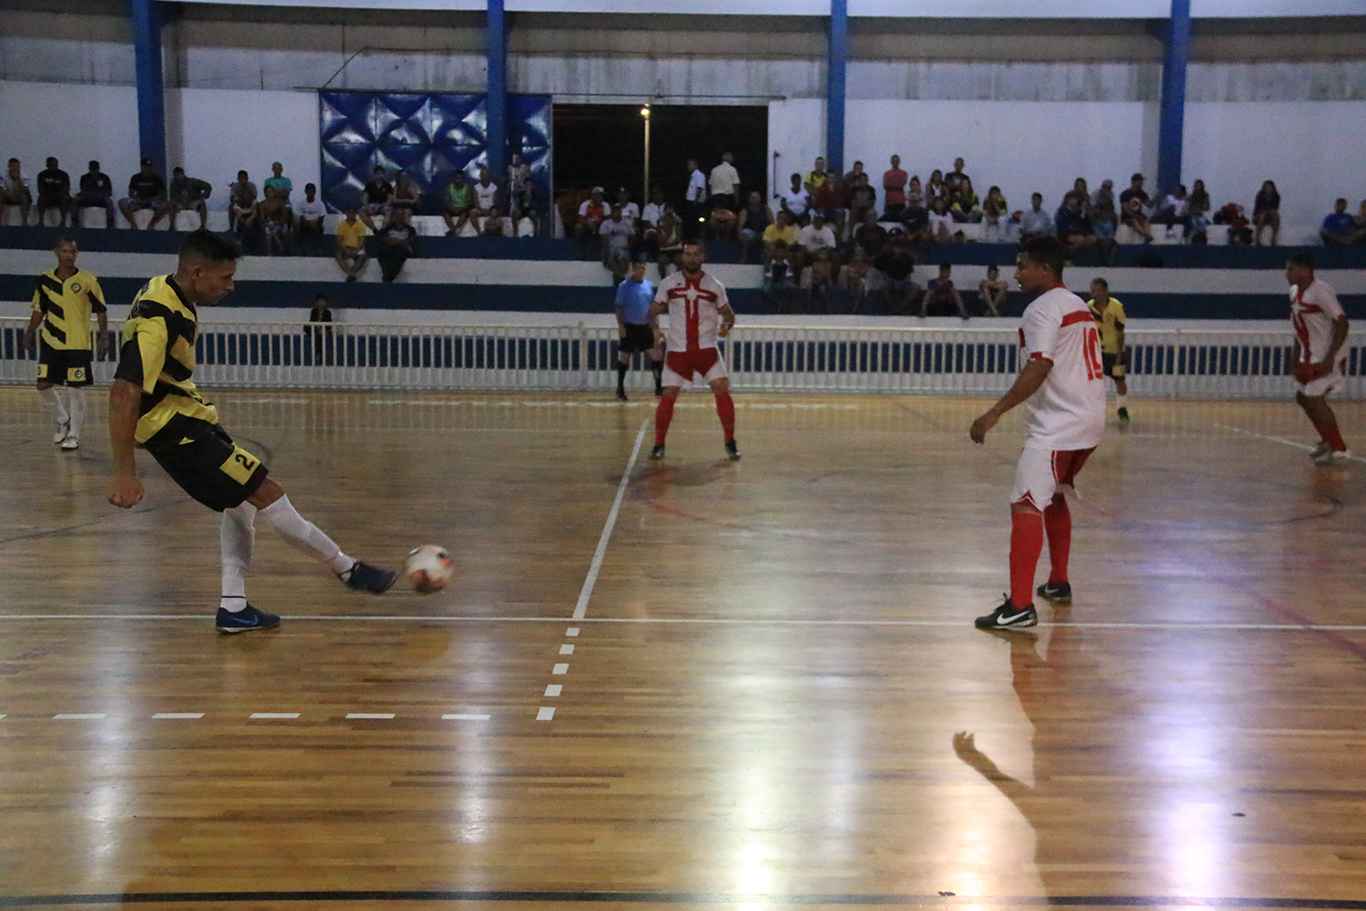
[0,82,141,195]
[768,99,826,203]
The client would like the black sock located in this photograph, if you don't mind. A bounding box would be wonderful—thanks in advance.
[617,363,628,390]
[652,363,663,390]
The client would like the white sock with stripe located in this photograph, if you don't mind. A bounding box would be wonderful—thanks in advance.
[220,502,256,613]
[66,388,86,440]
[259,495,354,576]
[39,386,69,430]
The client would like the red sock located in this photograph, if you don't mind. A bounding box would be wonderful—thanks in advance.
[714,391,736,443]
[1009,508,1045,609]
[1044,494,1072,585]
[654,395,676,446]
[1322,416,1348,452]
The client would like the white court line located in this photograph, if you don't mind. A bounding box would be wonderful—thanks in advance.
[536,706,556,721]
[249,712,300,720]
[559,644,575,655]
[53,713,106,720]
[573,416,649,620]
[441,713,491,721]
[544,684,562,697]
[0,714,7,721]
[1216,423,1366,464]
[152,712,204,720]
[345,713,396,720]
[566,627,580,637]
[552,662,569,675]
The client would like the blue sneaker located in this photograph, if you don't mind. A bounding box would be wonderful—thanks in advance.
[215,603,280,634]
[340,560,397,595]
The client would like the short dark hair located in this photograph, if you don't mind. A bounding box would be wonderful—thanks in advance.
[179,230,241,264]
[305,182,317,192]
[1091,276,1109,290]
[53,235,78,250]
[681,239,705,253]
[1287,252,1315,270]
[1021,236,1067,278]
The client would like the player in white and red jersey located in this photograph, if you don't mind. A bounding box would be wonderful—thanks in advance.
[648,240,740,461]
[1286,252,1351,465]
[969,237,1107,630]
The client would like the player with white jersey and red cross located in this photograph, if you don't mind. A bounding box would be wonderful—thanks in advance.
[969,237,1107,630]
[648,240,740,461]
[1286,252,1351,465]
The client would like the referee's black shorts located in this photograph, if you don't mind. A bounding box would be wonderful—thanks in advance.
[147,421,269,512]
[619,323,657,355]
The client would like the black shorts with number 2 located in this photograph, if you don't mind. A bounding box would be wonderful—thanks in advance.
[148,422,268,512]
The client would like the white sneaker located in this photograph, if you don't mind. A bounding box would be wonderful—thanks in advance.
[1309,441,1330,460]
[1312,448,1351,465]
[60,436,79,451]
[53,421,69,445]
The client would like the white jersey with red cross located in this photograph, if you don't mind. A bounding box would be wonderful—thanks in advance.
[1290,278,1346,366]
[1018,286,1107,452]
[654,270,730,353]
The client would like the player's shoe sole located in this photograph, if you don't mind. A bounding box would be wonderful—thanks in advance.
[1313,449,1353,465]
[341,560,398,594]
[975,597,1038,630]
[1036,581,1072,604]
[215,604,281,633]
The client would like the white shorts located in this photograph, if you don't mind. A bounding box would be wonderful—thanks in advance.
[1010,446,1095,511]
[1298,370,1345,399]
[662,348,728,388]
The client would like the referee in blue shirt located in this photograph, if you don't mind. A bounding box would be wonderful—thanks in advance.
[614,258,663,400]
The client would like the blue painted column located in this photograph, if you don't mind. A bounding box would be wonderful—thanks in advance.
[826,0,847,176]
[486,0,508,177]
[130,0,167,177]
[1156,0,1191,195]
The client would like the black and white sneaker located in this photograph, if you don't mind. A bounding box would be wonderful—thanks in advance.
[1036,581,1072,604]
[216,603,281,634]
[974,596,1038,630]
[339,560,398,594]
[1117,407,1131,425]
[616,388,628,402]
[650,444,666,460]
[725,439,740,461]
[1309,441,1330,461]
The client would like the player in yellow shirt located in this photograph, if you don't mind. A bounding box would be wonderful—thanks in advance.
[1088,277,1131,425]
[23,237,109,450]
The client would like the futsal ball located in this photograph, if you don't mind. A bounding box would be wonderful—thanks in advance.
[404,545,455,594]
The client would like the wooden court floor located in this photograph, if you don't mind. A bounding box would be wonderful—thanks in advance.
[1,385,1364,911]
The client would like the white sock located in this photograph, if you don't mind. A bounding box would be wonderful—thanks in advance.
[259,495,354,575]
[39,386,69,428]
[220,502,256,612]
[66,388,86,439]
[1117,394,1128,410]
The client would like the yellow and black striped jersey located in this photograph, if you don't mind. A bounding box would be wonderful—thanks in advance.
[1086,295,1127,354]
[31,269,106,351]
[113,274,220,447]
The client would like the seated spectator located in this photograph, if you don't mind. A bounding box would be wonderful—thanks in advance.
[926,169,947,206]
[481,206,513,237]
[639,188,670,260]
[75,160,116,229]
[1072,177,1090,203]
[1186,178,1211,244]
[1056,192,1101,256]
[258,191,295,255]
[1214,201,1254,246]
[1091,194,1119,245]
[800,250,837,315]
[738,190,774,263]
[576,186,608,255]
[707,197,738,241]
[390,171,422,218]
[1020,193,1054,243]
[921,262,969,320]
[228,170,258,233]
[1253,179,1281,246]
[360,166,393,231]
[377,207,418,282]
[944,158,970,196]
[981,185,1009,242]
[614,186,640,232]
[335,207,369,282]
[778,172,811,224]
[797,212,837,253]
[443,172,475,236]
[872,234,920,315]
[35,157,71,228]
[467,167,498,233]
[848,173,877,235]
[978,264,1009,316]
[600,204,634,281]
[507,151,532,220]
[927,197,955,244]
[1091,179,1116,214]
[1154,184,1191,238]
[761,209,799,260]
[167,166,212,231]
[836,251,871,311]
[763,241,798,311]
[950,176,981,223]
[1119,173,1154,243]
[119,158,170,230]
[263,162,292,202]
[1321,198,1356,246]
[882,154,908,220]
[854,209,888,258]
[654,208,683,279]
[1,158,33,226]
[1353,199,1366,245]
[901,185,929,243]
[708,151,741,212]
[294,182,327,253]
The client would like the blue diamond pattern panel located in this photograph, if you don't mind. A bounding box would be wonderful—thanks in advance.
[319,91,552,215]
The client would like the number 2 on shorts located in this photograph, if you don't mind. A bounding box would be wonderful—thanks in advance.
[219,445,261,485]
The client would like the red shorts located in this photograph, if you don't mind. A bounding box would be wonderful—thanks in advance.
[663,348,727,386]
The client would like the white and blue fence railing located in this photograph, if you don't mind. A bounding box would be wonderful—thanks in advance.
[1,318,1360,399]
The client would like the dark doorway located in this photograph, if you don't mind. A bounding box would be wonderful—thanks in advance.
[552,103,768,212]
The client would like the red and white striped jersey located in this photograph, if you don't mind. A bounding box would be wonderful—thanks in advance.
[1290,279,1346,365]
[1018,287,1107,452]
[654,270,730,353]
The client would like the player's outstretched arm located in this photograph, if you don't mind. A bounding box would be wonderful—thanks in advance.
[969,359,1052,443]
[108,379,145,508]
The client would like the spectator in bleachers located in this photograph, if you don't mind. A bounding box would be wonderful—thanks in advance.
[2,158,33,225]
[443,171,475,236]
[35,157,71,228]
[708,151,741,213]
[600,204,634,281]
[390,171,422,219]
[778,172,811,225]
[307,293,333,365]
[576,186,608,255]
[982,185,1009,242]
[377,206,418,282]
[1056,192,1104,259]
[294,182,326,254]
[926,169,947,205]
[1020,192,1054,243]
[335,207,369,282]
[883,154,908,220]
[75,161,116,229]
[841,159,866,193]
[707,194,738,242]
[481,206,513,238]
[854,209,888,258]
[228,170,258,233]
[1253,179,1281,246]
[1091,192,1118,246]
[1090,179,1116,218]
[263,162,292,202]
[873,234,919,315]
[901,183,930,244]
[804,156,830,195]
[808,159,842,233]
[471,167,500,234]
[639,188,670,262]
[684,158,707,240]
[922,262,969,320]
[1072,177,1089,204]
[1119,173,1154,243]
[763,241,798,312]
[1353,199,1366,245]
[762,209,799,260]
[507,152,532,220]
[848,173,877,235]
[654,208,682,278]
[837,251,870,310]
[798,212,837,254]
[1215,201,1254,246]
[615,187,640,233]
[118,158,170,231]
[360,166,392,232]
[1321,198,1357,246]
[800,250,837,314]
[259,190,295,255]
[944,158,970,196]
[927,196,955,244]
[951,177,982,223]
[1154,184,1191,238]
[738,190,774,264]
[978,264,1009,316]
[167,166,212,231]
[1186,179,1211,243]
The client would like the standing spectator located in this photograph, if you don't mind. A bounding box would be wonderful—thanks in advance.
[921,262,969,320]
[1020,193,1054,243]
[944,158,970,196]
[1186,179,1212,243]
[360,165,393,231]
[167,166,212,231]
[507,151,532,220]
[35,157,71,228]
[294,182,327,253]
[118,158,170,230]
[1,158,33,226]
[259,191,295,255]
[737,190,774,263]
[1353,199,1366,245]
[599,204,634,281]
[978,264,1009,316]
[982,185,1009,242]
[683,158,707,239]
[708,151,741,213]
[228,170,258,233]
[471,166,499,234]
[307,293,334,365]
[777,172,811,224]
[334,207,369,282]
[761,209,799,260]
[841,160,866,193]
[443,171,475,235]
[872,235,920,315]
[804,156,830,195]
[263,162,292,202]
[797,212,837,253]
[1321,198,1357,246]
[951,176,982,223]
[75,161,116,229]
[800,251,837,314]
[576,186,608,256]
[927,196,955,244]
[390,171,422,218]
[1253,179,1281,246]
[807,157,840,231]
[377,206,418,282]
[1118,173,1153,243]
[883,154,908,220]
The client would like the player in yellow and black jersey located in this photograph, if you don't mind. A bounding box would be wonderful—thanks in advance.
[108,231,397,634]
[23,237,109,450]
[1087,277,1131,425]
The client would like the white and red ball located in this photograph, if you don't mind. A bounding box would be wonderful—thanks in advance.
[404,544,455,594]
